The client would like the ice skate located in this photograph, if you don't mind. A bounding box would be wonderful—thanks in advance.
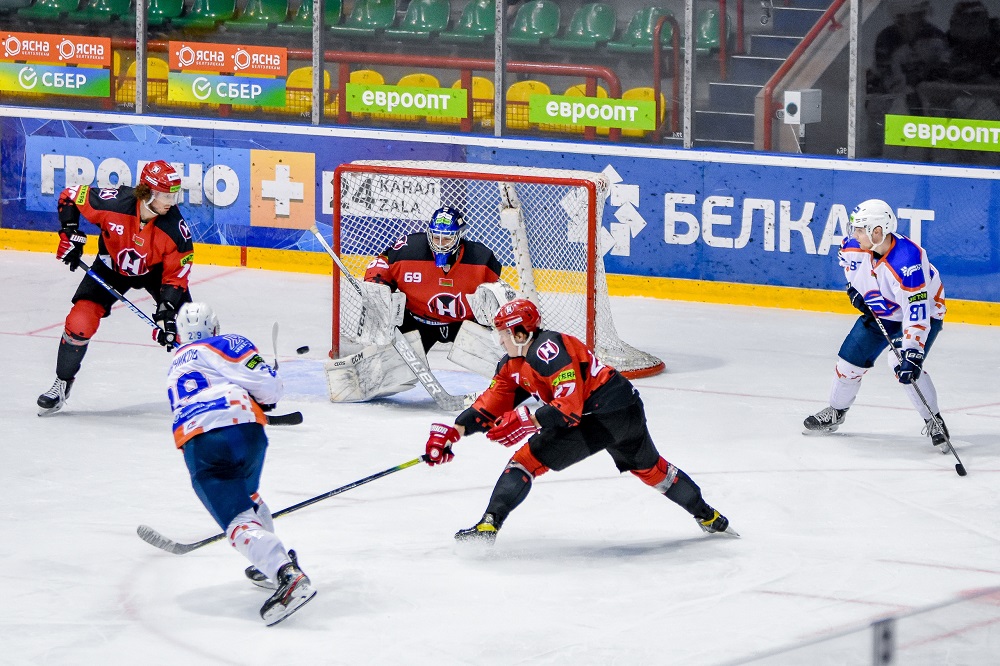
[37,378,74,416]
[454,513,499,544]
[259,558,316,626]
[697,509,740,537]
[922,414,951,454]
[803,406,848,434]
[245,550,298,590]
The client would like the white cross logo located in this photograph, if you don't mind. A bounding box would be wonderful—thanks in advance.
[261,164,304,217]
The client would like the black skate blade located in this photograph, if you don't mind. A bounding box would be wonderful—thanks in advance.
[246,566,278,590]
[37,404,65,417]
[262,583,316,626]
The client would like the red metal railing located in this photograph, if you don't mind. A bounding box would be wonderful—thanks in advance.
[652,15,681,139]
[761,0,847,150]
[719,0,728,80]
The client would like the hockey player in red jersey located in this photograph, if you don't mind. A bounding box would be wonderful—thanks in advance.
[38,159,195,415]
[423,299,738,543]
[364,205,503,353]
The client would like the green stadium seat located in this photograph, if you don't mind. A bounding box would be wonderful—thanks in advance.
[227,0,288,29]
[277,0,341,32]
[606,6,676,54]
[327,0,396,38]
[385,0,450,41]
[507,0,559,47]
[549,2,615,50]
[146,0,183,26]
[17,0,80,21]
[439,0,493,44]
[73,0,130,23]
[695,7,730,54]
[170,0,236,29]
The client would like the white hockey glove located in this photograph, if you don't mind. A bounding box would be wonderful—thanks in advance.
[469,280,517,326]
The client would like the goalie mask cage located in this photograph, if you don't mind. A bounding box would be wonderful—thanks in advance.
[331,160,665,379]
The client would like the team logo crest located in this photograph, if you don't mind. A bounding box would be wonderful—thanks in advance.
[863,291,900,318]
[116,248,148,276]
[98,188,117,200]
[536,340,560,363]
[392,236,408,251]
[178,218,192,241]
[427,293,466,319]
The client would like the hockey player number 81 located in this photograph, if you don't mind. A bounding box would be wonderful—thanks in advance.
[909,303,926,322]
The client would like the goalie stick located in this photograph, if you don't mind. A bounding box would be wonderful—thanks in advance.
[309,224,474,412]
[861,299,967,477]
[137,455,427,554]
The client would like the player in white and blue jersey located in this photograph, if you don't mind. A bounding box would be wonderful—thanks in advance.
[803,199,950,451]
[166,302,315,626]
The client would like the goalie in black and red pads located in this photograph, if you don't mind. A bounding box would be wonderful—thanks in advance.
[37,160,195,415]
[423,298,738,543]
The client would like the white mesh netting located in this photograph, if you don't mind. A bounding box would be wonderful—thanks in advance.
[332,160,663,378]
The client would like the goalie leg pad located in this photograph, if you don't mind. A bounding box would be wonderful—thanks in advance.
[448,321,504,378]
[326,344,417,402]
[227,508,290,582]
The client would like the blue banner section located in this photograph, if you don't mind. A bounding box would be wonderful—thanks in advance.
[2,116,998,302]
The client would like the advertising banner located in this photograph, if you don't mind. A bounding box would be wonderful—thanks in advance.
[528,94,655,131]
[0,32,112,66]
[2,117,997,303]
[0,63,109,97]
[346,83,467,119]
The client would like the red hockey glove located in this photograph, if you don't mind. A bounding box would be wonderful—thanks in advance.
[56,229,87,271]
[486,406,539,447]
[425,423,460,466]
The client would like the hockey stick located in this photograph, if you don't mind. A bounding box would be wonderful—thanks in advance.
[136,455,427,554]
[860,300,967,477]
[309,224,474,411]
[266,412,303,426]
[77,259,163,333]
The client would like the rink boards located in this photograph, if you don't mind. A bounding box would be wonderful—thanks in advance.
[0,108,997,322]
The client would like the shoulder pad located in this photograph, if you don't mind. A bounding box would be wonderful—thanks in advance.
[386,233,433,262]
[153,207,194,252]
[202,334,258,361]
[886,237,925,289]
[525,330,572,373]
[458,240,499,267]
[841,236,863,251]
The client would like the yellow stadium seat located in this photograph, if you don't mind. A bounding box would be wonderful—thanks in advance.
[327,68,385,119]
[429,75,493,128]
[505,79,549,131]
[621,86,667,138]
[116,57,171,106]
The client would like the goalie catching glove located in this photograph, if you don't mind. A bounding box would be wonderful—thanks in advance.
[486,406,539,447]
[425,423,460,466]
[469,280,517,326]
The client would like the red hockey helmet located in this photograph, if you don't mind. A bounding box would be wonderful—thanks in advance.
[140,160,181,194]
[493,298,541,334]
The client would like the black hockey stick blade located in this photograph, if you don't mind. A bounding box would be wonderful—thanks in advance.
[266,411,303,426]
[136,524,225,554]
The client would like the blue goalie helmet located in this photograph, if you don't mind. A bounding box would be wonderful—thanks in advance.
[427,206,466,267]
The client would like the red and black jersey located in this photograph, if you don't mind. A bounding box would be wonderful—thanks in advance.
[458,329,636,433]
[364,232,502,325]
[58,184,194,292]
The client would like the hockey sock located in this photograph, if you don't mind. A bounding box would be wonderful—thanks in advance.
[631,456,678,493]
[484,462,534,528]
[251,494,275,533]
[56,331,90,381]
[901,371,939,420]
[227,508,290,581]
[663,468,713,521]
[829,358,866,411]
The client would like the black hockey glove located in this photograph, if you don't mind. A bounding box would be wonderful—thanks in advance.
[56,227,87,271]
[153,301,178,352]
[894,348,924,385]
[258,403,276,413]
[846,284,867,314]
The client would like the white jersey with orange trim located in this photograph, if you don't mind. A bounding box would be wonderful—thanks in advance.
[166,334,283,448]
[839,233,946,351]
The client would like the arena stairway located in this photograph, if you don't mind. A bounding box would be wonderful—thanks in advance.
[695,0,833,149]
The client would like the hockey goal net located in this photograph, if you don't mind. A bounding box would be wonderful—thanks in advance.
[330,160,664,378]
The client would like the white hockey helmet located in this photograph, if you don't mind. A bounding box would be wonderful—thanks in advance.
[176,302,220,344]
[850,199,897,239]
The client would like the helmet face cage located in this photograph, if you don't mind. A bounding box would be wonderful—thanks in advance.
[850,199,897,239]
[493,299,541,334]
[140,160,182,198]
[427,206,465,267]
[176,302,220,343]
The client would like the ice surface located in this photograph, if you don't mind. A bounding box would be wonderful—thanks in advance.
[2,250,999,664]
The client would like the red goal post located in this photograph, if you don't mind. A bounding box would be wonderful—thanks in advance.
[330,160,664,379]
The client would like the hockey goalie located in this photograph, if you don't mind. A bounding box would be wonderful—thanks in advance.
[326,206,516,403]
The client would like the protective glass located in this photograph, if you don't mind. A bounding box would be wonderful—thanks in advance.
[151,189,180,206]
